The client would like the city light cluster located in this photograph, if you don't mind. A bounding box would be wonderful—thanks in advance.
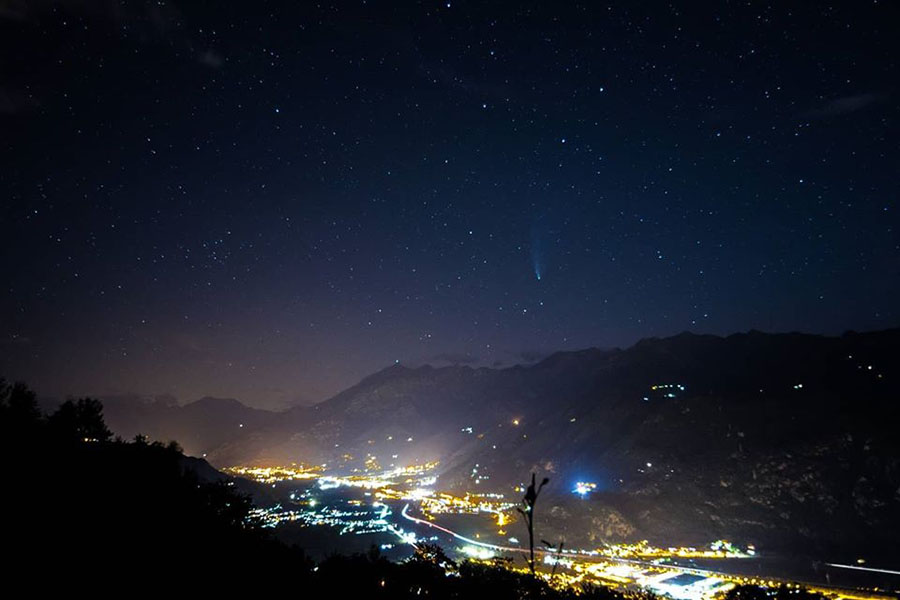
[414,490,517,520]
[599,539,754,560]
[224,464,322,484]
[226,462,893,600]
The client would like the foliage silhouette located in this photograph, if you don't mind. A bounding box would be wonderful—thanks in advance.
[1,379,312,591]
[1,377,649,598]
[0,378,42,442]
[517,472,549,576]
[48,397,112,442]
[542,538,565,582]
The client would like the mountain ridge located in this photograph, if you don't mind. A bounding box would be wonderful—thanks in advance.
[96,328,900,558]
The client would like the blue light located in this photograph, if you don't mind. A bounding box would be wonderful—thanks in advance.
[572,481,597,496]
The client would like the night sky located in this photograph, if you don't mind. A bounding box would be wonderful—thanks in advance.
[1,1,898,408]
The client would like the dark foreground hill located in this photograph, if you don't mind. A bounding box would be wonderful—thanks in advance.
[95,329,900,561]
[1,380,651,599]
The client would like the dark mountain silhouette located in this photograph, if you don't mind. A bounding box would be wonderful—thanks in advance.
[97,394,280,458]
[95,329,900,561]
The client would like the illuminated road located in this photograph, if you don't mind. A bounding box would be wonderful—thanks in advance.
[397,504,898,600]
[399,503,718,568]
[400,503,536,555]
[826,564,900,576]
[229,466,897,599]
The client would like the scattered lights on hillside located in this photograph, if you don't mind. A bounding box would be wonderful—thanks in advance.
[648,383,686,399]
[317,461,441,491]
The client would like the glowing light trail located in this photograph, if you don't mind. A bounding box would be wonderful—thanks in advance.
[825,563,900,576]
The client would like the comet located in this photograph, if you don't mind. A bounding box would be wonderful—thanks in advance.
[531,220,545,281]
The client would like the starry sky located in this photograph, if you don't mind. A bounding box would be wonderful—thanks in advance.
[1,1,898,408]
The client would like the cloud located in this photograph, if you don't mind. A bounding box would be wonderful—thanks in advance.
[1,333,33,345]
[0,0,191,48]
[198,49,224,69]
[514,350,549,363]
[1,1,217,115]
[1,0,180,29]
[0,88,38,114]
[0,2,27,21]
[805,93,887,119]
[427,352,480,365]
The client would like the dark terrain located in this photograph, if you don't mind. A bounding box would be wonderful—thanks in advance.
[3,381,648,598]
[98,329,900,561]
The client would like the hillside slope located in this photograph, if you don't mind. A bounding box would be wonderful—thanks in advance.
[106,329,900,559]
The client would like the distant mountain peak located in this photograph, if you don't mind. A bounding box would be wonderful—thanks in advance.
[187,396,247,409]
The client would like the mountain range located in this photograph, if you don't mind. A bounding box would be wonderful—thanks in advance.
[98,329,900,560]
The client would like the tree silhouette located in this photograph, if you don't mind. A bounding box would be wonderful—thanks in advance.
[1,377,651,598]
[0,379,40,420]
[0,379,43,447]
[411,542,457,572]
[48,397,112,442]
[517,472,549,576]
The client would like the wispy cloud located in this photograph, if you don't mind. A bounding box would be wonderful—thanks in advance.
[1,1,175,28]
[0,1,26,21]
[804,93,887,119]
[514,350,549,363]
[198,49,224,69]
[427,352,480,365]
[0,88,38,114]
[0,0,224,113]
[2,333,33,345]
